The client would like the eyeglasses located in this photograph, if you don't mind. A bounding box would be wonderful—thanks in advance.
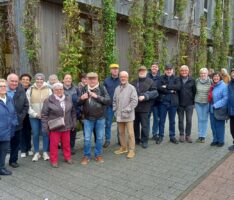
[54,89,63,91]
[0,85,6,88]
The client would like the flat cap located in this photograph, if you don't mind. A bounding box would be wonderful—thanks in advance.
[165,63,173,70]
[87,72,98,78]
[138,66,147,71]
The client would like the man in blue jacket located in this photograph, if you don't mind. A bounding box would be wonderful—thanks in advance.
[103,64,120,148]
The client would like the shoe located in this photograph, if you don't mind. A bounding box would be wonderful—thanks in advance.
[200,137,205,143]
[135,139,141,145]
[51,163,58,168]
[65,159,73,164]
[210,142,218,146]
[196,137,201,143]
[126,150,135,159]
[228,145,234,151]
[114,147,128,155]
[185,135,192,143]
[28,151,34,156]
[71,148,76,155]
[32,153,41,162]
[170,138,179,144]
[103,141,110,148]
[43,152,50,161]
[196,137,205,143]
[151,135,157,140]
[141,142,148,149]
[21,153,27,158]
[217,142,224,147]
[179,135,185,142]
[95,156,104,163]
[9,162,19,168]
[155,136,163,144]
[81,157,90,165]
[0,168,12,175]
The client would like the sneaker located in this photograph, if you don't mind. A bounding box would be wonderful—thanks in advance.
[95,156,104,163]
[21,153,27,158]
[141,142,148,149]
[196,137,205,143]
[179,135,185,142]
[81,157,90,165]
[126,150,135,159]
[114,147,128,155]
[103,141,110,148]
[170,138,179,144]
[210,142,218,146]
[185,135,192,143]
[51,163,58,168]
[200,137,205,143]
[217,142,224,147]
[43,152,50,161]
[155,136,163,144]
[32,153,41,162]
[0,168,12,175]
[228,144,234,151]
[28,151,34,156]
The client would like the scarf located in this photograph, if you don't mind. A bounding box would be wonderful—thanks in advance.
[208,83,215,103]
[54,94,66,111]
[87,83,99,92]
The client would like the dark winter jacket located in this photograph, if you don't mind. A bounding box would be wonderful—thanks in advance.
[78,84,111,120]
[104,76,120,103]
[147,71,161,105]
[0,95,18,141]
[132,77,158,113]
[41,94,77,132]
[178,76,196,107]
[157,75,181,106]
[228,79,234,116]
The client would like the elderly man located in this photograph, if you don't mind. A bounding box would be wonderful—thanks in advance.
[157,64,181,144]
[113,71,138,158]
[177,65,196,143]
[103,64,120,148]
[7,73,29,168]
[78,72,111,165]
[132,66,158,149]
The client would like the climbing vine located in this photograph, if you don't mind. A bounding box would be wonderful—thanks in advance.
[22,0,40,75]
[174,0,188,19]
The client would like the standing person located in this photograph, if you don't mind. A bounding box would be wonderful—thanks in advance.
[195,68,212,143]
[41,83,77,168]
[19,74,33,158]
[147,62,160,140]
[221,68,231,84]
[78,73,88,92]
[63,73,79,155]
[132,66,158,149]
[177,65,196,143]
[156,64,181,144]
[0,79,18,176]
[26,73,52,162]
[47,74,59,89]
[113,71,138,158]
[228,68,234,151]
[78,72,111,165]
[208,72,228,147]
[103,63,120,148]
[7,73,29,168]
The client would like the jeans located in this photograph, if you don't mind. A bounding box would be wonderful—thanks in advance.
[177,105,194,136]
[20,115,32,153]
[0,141,10,170]
[83,118,105,158]
[134,112,149,143]
[230,116,234,142]
[29,118,49,153]
[9,130,21,164]
[148,105,159,136]
[159,103,177,139]
[195,103,209,138]
[210,113,225,143]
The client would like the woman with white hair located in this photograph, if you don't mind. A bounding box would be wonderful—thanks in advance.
[41,82,77,168]
[195,68,212,143]
[26,73,52,161]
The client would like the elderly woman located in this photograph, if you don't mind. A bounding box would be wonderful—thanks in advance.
[41,82,77,168]
[228,68,234,151]
[26,73,52,162]
[195,68,212,143]
[0,79,18,176]
[208,72,228,147]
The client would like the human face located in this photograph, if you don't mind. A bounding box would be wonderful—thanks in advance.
[151,64,159,75]
[119,73,128,85]
[180,68,189,77]
[20,76,31,89]
[7,74,19,91]
[199,71,208,80]
[63,74,72,87]
[49,77,58,85]
[165,68,173,76]
[213,74,221,84]
[35,76,44,88]
[0,82,7,97]
[111,68,119,78]
[81,77,88,86]
[87,77,98,88]
[53,87,64,97]
[138,69,147,78]
[231,71,234,80]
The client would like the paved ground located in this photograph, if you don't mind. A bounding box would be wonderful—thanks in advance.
[0,116,232,200]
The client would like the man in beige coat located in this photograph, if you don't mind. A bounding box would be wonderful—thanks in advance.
[113,71,138,158]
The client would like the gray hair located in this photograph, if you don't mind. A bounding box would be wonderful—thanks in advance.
[119,71,129,78]
[180,65,189,71]
[35,73,45,80]
[7,73,19,82]
[52,82,63,90]
[199,68,208,74]
[49,74,58,81]
[0,78,7,86]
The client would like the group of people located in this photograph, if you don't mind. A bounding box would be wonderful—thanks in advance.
[0,62,234,176]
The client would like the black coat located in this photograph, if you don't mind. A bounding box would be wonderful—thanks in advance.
[13,85,29,131]
[157,75,181,106]
[132,77,158,113]
[178,76,196,106]
[147,71,161,105]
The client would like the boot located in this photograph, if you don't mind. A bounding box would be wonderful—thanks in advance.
[114,147,128,155]
[126,150,135,159]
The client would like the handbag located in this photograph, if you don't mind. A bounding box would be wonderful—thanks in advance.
[48,117,65,131]
[213,107,229,120]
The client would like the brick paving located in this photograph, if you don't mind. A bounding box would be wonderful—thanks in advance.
[0,117,232,200]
